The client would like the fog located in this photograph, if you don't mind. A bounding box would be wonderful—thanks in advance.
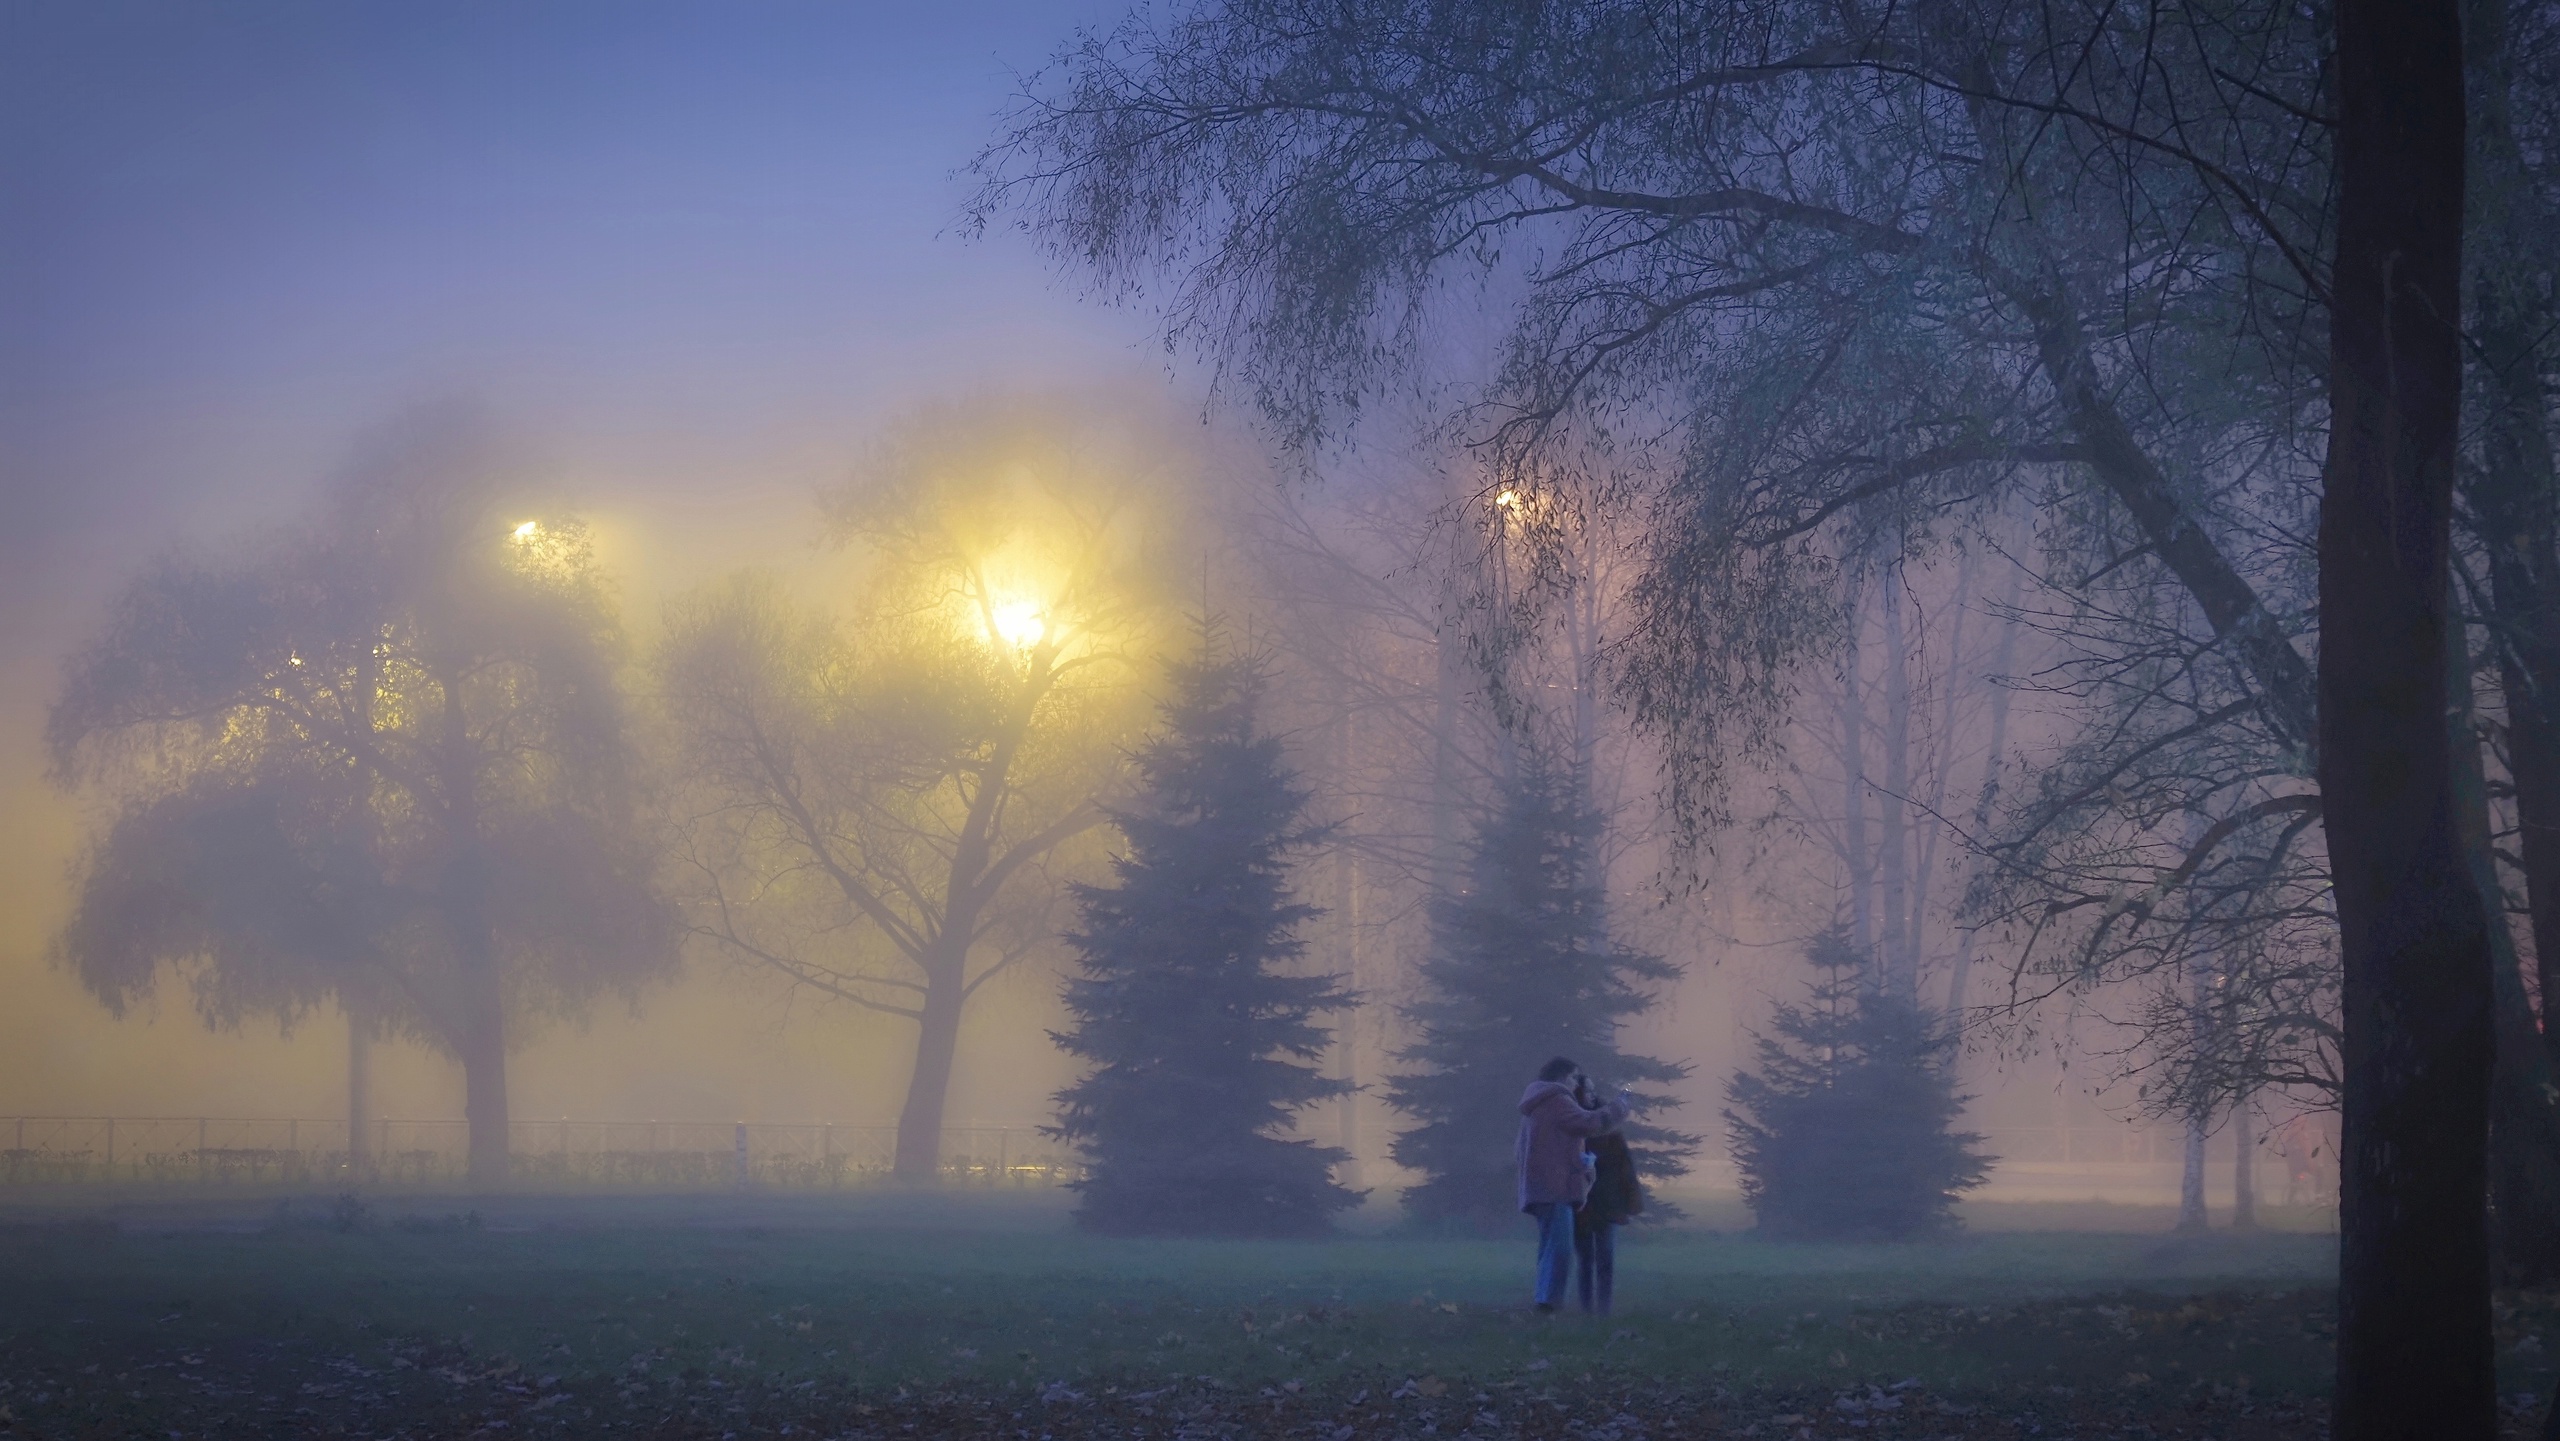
[1,0,1142,1123]
[0,0,2330,1212]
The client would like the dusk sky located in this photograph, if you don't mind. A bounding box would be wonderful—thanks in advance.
[1,0,1169,605]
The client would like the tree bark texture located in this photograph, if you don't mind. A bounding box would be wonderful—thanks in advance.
[2321,0,2490,1431]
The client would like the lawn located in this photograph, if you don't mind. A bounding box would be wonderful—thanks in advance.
[0,1189,2550,1438]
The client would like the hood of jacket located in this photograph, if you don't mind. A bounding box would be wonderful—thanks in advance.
[1519,1079,1576,1115]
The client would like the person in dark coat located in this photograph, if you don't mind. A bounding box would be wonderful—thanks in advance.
[1572,1075,1642,1315]
[1517,1056,1629,1312]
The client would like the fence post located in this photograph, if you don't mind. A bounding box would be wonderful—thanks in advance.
[732,1122,749,1191]
[106,1117,115,1176]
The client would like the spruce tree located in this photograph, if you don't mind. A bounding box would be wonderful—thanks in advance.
[1724,927,1990,1239]
[1049,628,1359,1236]
[1388,760,1695,1229]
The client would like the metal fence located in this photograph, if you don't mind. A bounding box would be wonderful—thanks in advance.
[0,1116,1078,1190]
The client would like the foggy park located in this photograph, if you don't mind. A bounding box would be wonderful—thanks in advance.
[0,1,2549,1437]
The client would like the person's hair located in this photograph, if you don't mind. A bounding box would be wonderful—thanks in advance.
[1538,1056,1579,1082]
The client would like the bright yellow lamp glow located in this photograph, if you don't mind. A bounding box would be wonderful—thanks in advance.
[512,520,541,541]
[991,597,1047,649]
[1494,489,1520,509]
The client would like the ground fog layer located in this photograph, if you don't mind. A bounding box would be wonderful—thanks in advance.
[0,1193,2547,1438]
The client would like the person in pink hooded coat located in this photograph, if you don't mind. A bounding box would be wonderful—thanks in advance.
[1517,1056,1629,1311]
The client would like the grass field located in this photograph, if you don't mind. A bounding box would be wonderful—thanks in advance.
[0,1189,2552,1439]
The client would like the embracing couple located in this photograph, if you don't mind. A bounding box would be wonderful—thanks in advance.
[1515,1055,1643,1315]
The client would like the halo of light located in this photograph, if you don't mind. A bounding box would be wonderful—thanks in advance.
[992,597,1047,649]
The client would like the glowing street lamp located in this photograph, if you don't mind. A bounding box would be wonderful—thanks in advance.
[991,597,1047,650]
[512,520,541,541]
[1494,489,1520,510]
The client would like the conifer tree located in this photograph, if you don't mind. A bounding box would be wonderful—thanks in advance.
[1388,761,1694,1228]
[1050,627,1360,1236]
[1725,927,1990,1239]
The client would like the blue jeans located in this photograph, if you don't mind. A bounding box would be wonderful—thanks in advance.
[1526,1202,1575,1306]
[1575,1218,1616,1314]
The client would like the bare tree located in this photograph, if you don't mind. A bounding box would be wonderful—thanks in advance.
[659,398,1181,1179]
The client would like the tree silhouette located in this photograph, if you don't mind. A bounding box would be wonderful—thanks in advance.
[1725,927,1988,1240]
[660,397,1180,1178]
[50,420,675,1183]
[1388,760,1692,1228]
[1050,625,1359,1235]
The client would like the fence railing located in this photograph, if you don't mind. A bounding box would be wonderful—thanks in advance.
[0,1116,1078,1189]
[0,1116,2323,1200]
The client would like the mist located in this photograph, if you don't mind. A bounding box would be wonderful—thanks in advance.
[0,1,2541,1435]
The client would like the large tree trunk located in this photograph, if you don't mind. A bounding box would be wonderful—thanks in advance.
[893,962,967,1181]
[2322,0,2489,1431]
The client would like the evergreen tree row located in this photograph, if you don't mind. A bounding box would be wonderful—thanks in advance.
[1053,631,1700,1236]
